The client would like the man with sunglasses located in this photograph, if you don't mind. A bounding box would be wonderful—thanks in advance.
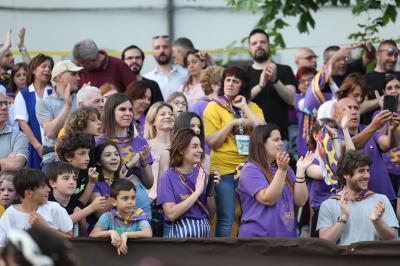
[362,40,400,124]
[0,93,28,172]
[144,35,188,99]
[295,48,318,70]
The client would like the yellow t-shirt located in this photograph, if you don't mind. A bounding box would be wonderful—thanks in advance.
[203,101,265,175]
[0,205,5,217]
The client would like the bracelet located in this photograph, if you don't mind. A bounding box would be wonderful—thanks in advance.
[34,143,41,150]
[140,159,148,168]
[295,178,306,183]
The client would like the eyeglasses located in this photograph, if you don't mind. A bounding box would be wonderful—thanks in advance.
[379,48,399,57]
[0,100,11,107]
[152,35,169,40]
[172,100,187,107]
[302,55,318,61]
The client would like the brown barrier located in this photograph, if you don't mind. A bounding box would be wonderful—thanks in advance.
[71,238,400,266]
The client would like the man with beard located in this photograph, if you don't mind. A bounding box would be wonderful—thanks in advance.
[36,60,82,171]
[121,45,164,102]
[247,29,297,146]
[73,39,136,92]
[317,150,398,245]
[332,97,400,203]
[362,40,400,124]
[144,36,188,99]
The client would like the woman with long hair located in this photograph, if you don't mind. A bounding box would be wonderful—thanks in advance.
[96,93,154,219]
[7,62,28,98]
[238,124,310,237]
[203,66,265,237]
[14,54,53,169]
[166,91,188,117]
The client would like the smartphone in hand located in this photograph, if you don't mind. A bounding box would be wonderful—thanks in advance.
[383,95,398,113]
[206,173,216,197]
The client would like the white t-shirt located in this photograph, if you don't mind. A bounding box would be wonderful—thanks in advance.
[14,84,53,143]
[0,201,73,247]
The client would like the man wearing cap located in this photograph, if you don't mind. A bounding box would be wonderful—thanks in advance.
[73,39,136,92]
[36,59,82,171]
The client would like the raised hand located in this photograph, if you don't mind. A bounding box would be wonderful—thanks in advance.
[88,167,99,184]
[64,83,72,107]
[370,201,385,222]
[341,107,351,130]
[276,151,290,171]
[18,27,26,49]
[374,90,384,109]
[259,66,270,88]
[266,62,277,83]
[389,113,400,132]
[194,168,206,195]
[1,29,12,51]
[371,110,392,131]
[340,191,351,221]
[139,145,151,161]
[232,95,247,110]
[296,151,315,172]
[91,196,108,212]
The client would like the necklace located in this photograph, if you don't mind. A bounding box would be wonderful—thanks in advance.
[176,167,194,178]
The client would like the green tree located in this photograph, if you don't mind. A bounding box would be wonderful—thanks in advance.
[226,0,400,47]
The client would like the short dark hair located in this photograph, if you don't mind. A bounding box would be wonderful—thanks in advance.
[14,169,48,198]
[336,150,372,186]
[378,39,398,50]
[170,128,203,167]
[218,66,251,101]
[46,161,76,183]
[56,131,93,161]
[385,73,400,86]
[125,81,151,102]
[27,54,54,85]
[121,45,145,61]
[248,29,270,44]
[110,179,136,199]
[323,45,340,63]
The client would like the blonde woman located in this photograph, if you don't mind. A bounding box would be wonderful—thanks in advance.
[144,102,175,200]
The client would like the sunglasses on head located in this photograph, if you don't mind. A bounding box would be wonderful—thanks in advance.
[380,48,399,57]
[152,35,169,40]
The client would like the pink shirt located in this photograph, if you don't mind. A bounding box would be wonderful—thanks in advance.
[179,83,205,108]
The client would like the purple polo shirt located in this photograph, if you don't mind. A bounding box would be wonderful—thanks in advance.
[238,162,296,237]
[134,114,146,138]
[293,93,309,157]
[78,51,136,92]
[157,167,208,220]
[96,134,153,178]
[342,125,396,201]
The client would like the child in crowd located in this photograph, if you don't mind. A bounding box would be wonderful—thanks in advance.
[90,179,152,255]
[47,161,108,236]
[0,168,73,247]
[0,172,18,210]
[56,131,99,205]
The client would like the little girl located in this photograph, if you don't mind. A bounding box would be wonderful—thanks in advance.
[0,172,17,213]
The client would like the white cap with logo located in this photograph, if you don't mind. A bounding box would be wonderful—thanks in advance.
[51,60,83,80]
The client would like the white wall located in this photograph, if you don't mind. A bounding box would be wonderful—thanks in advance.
[0,0,399,73]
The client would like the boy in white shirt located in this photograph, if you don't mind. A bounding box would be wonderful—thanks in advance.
[0,168,73,246]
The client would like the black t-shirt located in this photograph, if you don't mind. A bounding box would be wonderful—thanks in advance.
[361,71,400,124]
[75,136,96,198]
[247,64,297,140]
[142,77,164,103]
[48,190,85,215]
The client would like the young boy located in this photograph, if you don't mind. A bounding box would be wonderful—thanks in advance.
[0,168,73,247]
[47,161,108,236]
[56,131,98,205]
[90,179,152,255]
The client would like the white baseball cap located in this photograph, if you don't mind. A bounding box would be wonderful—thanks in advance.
[51,60,83,80]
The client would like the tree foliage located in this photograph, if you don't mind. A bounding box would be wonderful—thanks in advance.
[226,0,400,47]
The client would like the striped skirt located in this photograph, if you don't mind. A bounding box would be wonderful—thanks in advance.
[168,217,211,238]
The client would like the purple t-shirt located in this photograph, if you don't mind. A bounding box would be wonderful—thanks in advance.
[134,114,146,138]
[372,110,400,175]
[293,94,309,157]
[93,180,110,197]
[157,167,208,220]
[96,134,153,178]
[308,160,334,209]
[343,125,396,201]
[238,162,296,237]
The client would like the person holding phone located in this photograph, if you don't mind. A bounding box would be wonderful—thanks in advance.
[203,66,265,237]
[157,128,220,237]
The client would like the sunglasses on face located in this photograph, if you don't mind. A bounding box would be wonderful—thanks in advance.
[380,48,399,57]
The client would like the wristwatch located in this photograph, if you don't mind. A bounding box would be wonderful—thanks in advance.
[336,216,347,224]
